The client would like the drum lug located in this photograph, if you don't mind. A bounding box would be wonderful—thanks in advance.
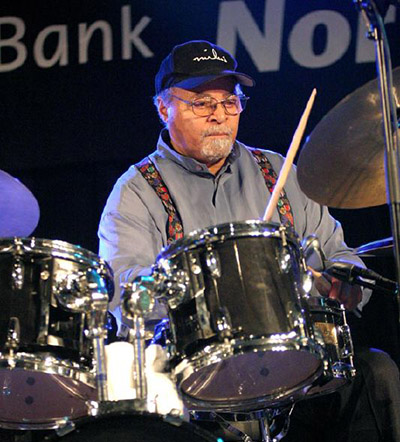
[338,324,354,359]
[278,225,292,273]
[11,256,24,291]
[5,317,20,352]
[195,289,213,337]
[205,249,221,278]
[216,307,233,340]
[302,271,313,294]
[278,248,292,273]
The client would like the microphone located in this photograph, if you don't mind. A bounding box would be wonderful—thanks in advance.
[325,261,381,281]
[325,261,397,295]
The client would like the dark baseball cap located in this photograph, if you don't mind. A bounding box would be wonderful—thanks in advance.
[155,40,255,94]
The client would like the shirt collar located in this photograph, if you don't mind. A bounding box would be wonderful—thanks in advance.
[156,129,241,175]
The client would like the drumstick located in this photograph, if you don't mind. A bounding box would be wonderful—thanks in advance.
[308,266,332,295]
[263,88,317,222]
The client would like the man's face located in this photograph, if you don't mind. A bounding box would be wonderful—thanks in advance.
[158,77,240,168]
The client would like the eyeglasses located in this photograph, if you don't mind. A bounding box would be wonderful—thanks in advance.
[169,94,249,117]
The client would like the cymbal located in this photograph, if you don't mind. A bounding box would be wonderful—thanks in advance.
[0,170,40,237]
[356,237,393,257]
[297,67,400,208]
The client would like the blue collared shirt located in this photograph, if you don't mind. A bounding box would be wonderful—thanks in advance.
[99,130,367,325]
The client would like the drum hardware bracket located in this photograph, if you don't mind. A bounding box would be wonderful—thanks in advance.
[208,411,255,442]
[154,263,189,308]
[55,419,76,437]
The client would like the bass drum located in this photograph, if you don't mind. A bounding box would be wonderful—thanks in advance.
[43,411,218,442]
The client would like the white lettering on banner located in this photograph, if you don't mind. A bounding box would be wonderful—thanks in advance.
[121,5,153,59]
[33,25,68,68]
[217,0,397,71]
[288,11,351,68]
[0,17,27,72]
[355,5,396,63]
[217,0,285,72]
[0,3,397,73]
[79,21,113,64]
[0,6,153,72]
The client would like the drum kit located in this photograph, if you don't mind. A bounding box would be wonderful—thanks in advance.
[1,2,400,440]
[0,170,361,442]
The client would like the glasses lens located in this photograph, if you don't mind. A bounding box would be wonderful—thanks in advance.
[191,95,249,116]
[192,98,215,116]
[223,96,241,115]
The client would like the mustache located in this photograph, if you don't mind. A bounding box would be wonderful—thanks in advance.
[201,126,233,138]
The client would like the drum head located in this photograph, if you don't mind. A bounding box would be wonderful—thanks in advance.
[45,412,218,442]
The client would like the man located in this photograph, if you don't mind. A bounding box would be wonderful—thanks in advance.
[98,40,400,441]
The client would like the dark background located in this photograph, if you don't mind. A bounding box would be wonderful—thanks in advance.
[1,1,399,358]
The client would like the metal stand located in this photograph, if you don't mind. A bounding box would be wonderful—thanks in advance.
[121,277,155,404]
[191,407,294,442]
[355,0,400,321]
[85,271,110,402]
[128,316,147,401]
[87,306,109,402]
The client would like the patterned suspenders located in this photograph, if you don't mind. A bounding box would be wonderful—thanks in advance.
[249,149,294,228]
[136,149,294,244]
[136,158,184,244]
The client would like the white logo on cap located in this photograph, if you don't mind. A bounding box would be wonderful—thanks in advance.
[193,48,228,63]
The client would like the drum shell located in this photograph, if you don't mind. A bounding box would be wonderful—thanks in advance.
[306,296,355,396]
[0,238,113,429]
[170,236,309,353]
[157,221,323,410]
[0,238,112,357]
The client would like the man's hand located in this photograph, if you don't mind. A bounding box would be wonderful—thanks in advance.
[309,267,362,310]
[328,277,362,311]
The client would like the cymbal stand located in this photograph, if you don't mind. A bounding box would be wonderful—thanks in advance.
[355,0,400,319]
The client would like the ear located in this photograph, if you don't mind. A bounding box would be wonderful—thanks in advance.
[157,96,169,124]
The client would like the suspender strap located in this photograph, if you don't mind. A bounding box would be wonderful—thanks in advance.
[249,148,294,228]
[136,157,184,244]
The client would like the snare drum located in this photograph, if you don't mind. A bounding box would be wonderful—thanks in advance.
[0,238,113,429]
[156,221,325,411]
[306,296,355,396]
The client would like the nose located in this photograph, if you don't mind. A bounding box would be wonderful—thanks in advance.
[209,102,228,123]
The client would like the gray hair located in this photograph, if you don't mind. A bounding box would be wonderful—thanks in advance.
[153,89,172,127]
